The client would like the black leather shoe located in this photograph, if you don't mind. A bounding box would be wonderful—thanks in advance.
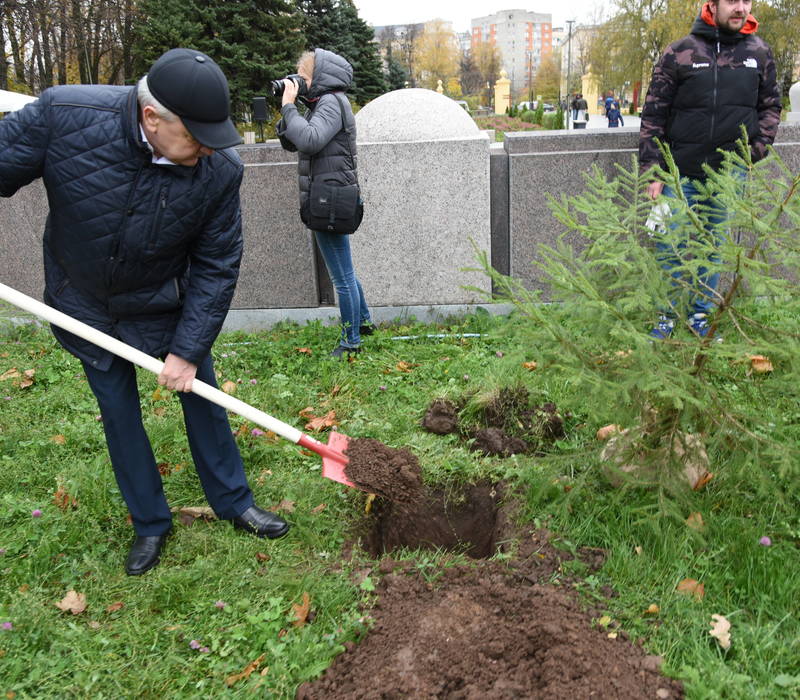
[231,506,290,539]
[125,530,171,576]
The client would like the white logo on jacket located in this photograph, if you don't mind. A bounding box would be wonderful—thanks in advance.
[744,57,758,68]
[692,62,710,68]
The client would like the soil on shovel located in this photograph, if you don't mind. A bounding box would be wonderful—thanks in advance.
[344,438,425,503]
[298,526,683,699]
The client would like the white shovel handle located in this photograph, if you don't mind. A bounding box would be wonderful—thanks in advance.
[0,282,303,444]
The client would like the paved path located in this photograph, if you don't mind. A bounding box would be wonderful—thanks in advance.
[569,113,641,130]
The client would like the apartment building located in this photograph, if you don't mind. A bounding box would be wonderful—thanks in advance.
[471,9,553,96]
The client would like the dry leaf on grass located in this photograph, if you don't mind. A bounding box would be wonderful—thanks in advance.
[692,471,714,491]
[747,354,773,373]
[0,368,20,381]
[311,503,327,514]
[225,653,266,687]
[221,380,237,394]
[295,347,312,355]
[17,369,35,389]
[709,614,731,649]
[304,410,337,432]
[53,484,77,511]
[685,512,705,531]
[299,406,316,419]
[255,552,270,562]
[105,601,124,613]
[521,361,538,371]
[644,604,660,615]
[173,506,216,526]
[291,592,311,628]
[50,434,66,445]
[676,578,705,600]
[395,361,417,373]
[55,590,87,615]
[596,424,621,441]
[273,499,295,513]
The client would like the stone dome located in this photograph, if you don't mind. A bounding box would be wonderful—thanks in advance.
[355,88,480,143]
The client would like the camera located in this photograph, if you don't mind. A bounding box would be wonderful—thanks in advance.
[270,74,307,98]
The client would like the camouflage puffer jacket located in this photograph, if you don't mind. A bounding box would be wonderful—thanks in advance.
[639,4,781,179]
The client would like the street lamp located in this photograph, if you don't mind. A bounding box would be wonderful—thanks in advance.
[566,19,575,127]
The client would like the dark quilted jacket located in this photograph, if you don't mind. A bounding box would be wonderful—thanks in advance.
[639,7,781,179]
[0,84,244,370]
[276,49,357,211]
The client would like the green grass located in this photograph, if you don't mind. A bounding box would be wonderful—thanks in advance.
[1,310,798,698]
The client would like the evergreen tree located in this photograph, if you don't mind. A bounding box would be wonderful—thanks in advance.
[386,55,408,91]
[133,0,305,119]
[295,0,386,104]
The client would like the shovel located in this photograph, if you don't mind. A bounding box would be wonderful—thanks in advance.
[0,282,357,489]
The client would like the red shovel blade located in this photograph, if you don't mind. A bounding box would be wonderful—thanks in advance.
[321,431,357,488]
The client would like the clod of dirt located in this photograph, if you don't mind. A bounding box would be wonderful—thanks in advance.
[421,398,459,435]
[296,528,683,699]
[471,427,529,456]
[344,438,424,503]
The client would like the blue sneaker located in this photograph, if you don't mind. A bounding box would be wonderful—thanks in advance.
[689,313,722,342]
[649,315,675,339]
[688,313,709,336]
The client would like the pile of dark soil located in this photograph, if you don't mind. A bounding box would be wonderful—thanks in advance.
[344,437,425,503]
[298,528,683,699]
[422,387,567,457]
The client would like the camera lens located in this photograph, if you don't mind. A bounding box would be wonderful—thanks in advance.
[270,79,285,97]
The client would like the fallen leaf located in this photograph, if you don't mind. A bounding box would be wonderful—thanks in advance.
[151,387,166,401]
[597,615,612,627]
[747,354,773,373]
[644,603,660,615]
[331,385,341,396]
[295,347,313,355]
[692,471,714,491]
[709,613,731,649]
[299,406,316,419]
[676,578,705,601]
[18,584,29,593]
[291,592,311,628]
[607,632,618,639]
[153,406,166,417]
[105,601,124,613]
[634,545,643,556]
[686,512,705,531]
[88,621,101,629]
[53,484,77,511]
[305,410,337,432]
[364,493,376,514]
[50,434,66,445]
[173,506,216,526]
[55,590,87,615]
[274,499,295,513]
[17,369,35,389]
[255,552,270,562]
[596,424,621,441]
[522,361,538,371]
[0,368,20,381]
[311,503,327,514]
[157,462,172,476]
[221,380,237,394]
[395,361,416,373]
[225,653,266,687]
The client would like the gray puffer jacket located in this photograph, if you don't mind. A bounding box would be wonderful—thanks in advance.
[277,49,357,211]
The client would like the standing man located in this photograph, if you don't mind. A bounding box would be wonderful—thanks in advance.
[0,48,290,576]
[639,0,781,338]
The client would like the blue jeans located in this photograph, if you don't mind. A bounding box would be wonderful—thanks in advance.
[314,230,371,348]
[655,180,729,317]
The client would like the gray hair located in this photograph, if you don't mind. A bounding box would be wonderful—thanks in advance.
[137,76,178,121]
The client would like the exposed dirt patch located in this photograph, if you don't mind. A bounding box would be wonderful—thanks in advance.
[421,387,567,457]
[298,525,683,699]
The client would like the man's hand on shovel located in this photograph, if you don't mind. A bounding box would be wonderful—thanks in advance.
[159,353,197,393]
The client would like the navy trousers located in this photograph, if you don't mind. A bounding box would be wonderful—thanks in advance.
[82,353,253,536]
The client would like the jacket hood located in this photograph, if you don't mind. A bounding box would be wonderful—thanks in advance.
[307,48,353,99]
[694,2,758,40]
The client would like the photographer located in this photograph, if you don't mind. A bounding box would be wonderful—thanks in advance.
[276,49,373,358]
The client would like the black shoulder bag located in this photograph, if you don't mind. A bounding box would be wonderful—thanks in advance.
[300,93,364,235]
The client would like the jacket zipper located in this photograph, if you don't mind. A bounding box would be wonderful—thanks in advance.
[110,162,144,286]
[708,33,720,165]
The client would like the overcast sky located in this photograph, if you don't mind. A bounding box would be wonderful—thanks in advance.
[352,0,609,33]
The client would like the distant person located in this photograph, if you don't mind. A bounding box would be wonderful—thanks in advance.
[604,94,615,115]
[575,94,588,121]
[0,48,291,576]
[607,102,624,127]
[639,0,781,338]
[277,49,374,358]
[570,93,579,121]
